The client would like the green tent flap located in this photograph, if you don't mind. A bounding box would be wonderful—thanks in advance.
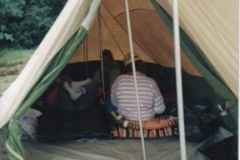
[0,0,238,159]
[0,26,88,160]
[0,0,101,159]
[151,0,237,131]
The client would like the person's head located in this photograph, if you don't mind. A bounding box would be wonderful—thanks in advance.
[101,49,114,65]
[123,52,146,74]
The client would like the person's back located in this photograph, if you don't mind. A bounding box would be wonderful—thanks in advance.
[111,73,165,121]
[110,53,166,121]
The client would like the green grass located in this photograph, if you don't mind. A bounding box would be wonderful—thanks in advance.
[0,49,34,67]
[0,49,34,95]
[0,137,8,160]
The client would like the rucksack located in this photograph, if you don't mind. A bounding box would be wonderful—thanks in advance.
[170,103,220,143]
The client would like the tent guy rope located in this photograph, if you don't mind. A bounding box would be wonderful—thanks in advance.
[124,0,147,159]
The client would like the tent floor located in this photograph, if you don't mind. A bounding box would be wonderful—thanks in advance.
[23,137,208,160]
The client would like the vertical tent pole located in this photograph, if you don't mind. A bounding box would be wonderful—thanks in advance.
[98,6,106,101]
[124,0,147,160]
[172,0,187,159]
[238,1,240,159]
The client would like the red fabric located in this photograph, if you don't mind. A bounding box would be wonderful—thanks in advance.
[46,87,58,106]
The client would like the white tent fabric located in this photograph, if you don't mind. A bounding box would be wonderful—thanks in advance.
[0,0,238,130]
[0,0,100,129]
[0,0,237,139]
[0,0,237,159]
[156,0,238,97]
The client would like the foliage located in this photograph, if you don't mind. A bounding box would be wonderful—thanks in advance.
[0,0,67,49]
[0,0,25,48]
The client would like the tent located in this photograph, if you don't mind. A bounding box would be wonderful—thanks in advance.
[0,0,238,159]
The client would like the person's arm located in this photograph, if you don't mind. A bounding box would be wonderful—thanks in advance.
[109,67,121,89]
[152,82,166,114]
[92,68,102,84]
[110,76,119,107]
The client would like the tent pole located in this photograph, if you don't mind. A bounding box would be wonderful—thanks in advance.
[83,38,89,76]
[98,6,106,101]
[172,0,187,159]
[238,1,240,159]
[85,38,89,75]
[124,0,147,160]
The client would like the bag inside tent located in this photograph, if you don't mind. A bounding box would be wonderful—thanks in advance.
[0,0,238,160]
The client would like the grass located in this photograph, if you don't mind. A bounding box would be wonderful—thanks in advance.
[0,137,8,160]
[0,49,34,94]
[0,49,33,67]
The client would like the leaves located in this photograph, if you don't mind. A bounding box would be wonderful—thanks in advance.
[0,0,25,18]
[4,33,14,41]
[0,0,67,49]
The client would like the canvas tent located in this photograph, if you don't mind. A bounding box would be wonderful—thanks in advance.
[0,0,238,159]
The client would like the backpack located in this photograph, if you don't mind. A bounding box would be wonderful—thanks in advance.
[170,103,220,143]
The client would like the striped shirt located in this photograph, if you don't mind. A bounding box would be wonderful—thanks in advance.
[111,73,166,121]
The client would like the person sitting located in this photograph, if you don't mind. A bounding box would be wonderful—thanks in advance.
[92,49,121,98]
[46,74,97,111]
[107,52,166,128]
[62,49,121,101]
[54,49,120,111]
[62,76,92,100]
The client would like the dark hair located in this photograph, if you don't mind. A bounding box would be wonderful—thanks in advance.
[102,49,114,61]
[124,59,146,74]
